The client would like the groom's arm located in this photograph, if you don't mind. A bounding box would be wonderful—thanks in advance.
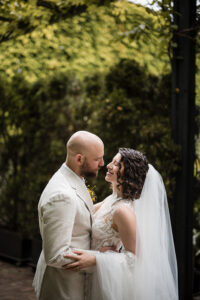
[41,193,78,269]
[41,193,108,270]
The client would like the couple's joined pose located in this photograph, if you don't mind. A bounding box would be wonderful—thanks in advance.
[33,131,178,300]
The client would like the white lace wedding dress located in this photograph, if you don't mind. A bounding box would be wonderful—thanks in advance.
[87,165,179,300]
[88,193,136,300]
[92,193,133,251]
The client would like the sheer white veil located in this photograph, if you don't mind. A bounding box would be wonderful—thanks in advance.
[132,164,178,299]
[92,164,178,300]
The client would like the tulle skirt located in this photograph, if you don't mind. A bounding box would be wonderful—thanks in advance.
[89,251,178,300]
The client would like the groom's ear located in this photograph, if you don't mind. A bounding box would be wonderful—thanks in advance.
[75,153,84,165]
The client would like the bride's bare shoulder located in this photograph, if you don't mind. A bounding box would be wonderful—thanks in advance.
[113,204,136,227]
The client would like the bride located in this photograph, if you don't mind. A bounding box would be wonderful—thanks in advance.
[64,148,179,300]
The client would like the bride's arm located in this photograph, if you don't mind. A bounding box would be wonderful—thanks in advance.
[63,246,117,271]
[112,206,136,254]
[63,206,136,270]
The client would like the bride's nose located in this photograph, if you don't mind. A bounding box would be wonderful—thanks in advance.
[107,162,112,169]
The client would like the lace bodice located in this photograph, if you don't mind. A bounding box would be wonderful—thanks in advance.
[91,193,134,251]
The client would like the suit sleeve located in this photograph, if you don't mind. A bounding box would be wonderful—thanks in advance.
[41,194,77,268]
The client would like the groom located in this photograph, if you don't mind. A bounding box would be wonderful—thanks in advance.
[33,131,104,300]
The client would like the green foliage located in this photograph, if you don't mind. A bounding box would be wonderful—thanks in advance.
[0,59,180,237]
[0,73,80,236]
[0,0,115,42]
[0,1,169,84]
[84,59,180,202]
[0,0,199,246]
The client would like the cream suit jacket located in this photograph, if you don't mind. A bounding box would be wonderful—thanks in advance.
[33,163,93,300]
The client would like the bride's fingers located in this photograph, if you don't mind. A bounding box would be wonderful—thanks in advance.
[64,254,79,260]
[73,250,83,255]
[63,262,79,269]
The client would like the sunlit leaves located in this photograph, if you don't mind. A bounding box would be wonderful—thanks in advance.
[0,1,170,86]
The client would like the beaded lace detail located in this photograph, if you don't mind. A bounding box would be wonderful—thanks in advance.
[91,193,134,251]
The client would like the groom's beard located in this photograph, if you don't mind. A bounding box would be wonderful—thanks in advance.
[80,159,98,178]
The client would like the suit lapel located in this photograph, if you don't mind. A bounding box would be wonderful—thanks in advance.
[60,163,94,215]
[75,184,94,215]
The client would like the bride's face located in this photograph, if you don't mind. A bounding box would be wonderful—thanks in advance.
[105,153,124,185]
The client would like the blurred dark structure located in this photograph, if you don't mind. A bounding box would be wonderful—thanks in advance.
[172,0,196,299]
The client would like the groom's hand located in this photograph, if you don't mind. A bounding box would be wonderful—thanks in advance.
[63,250,96,271]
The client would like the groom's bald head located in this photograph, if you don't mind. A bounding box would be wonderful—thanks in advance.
[67,131,103,156]
[66,131,104,177]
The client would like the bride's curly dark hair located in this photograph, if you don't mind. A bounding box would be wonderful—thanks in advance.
[117,148,149,200]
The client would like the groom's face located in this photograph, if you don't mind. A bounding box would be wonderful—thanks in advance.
[80,144,104,178]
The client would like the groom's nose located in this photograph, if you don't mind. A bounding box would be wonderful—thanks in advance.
[99,158,104,167]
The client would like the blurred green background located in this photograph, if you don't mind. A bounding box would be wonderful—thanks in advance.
[0,0,199,260]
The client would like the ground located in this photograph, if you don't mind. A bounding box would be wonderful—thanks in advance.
[0,259,36,300]
[0,258,199,300]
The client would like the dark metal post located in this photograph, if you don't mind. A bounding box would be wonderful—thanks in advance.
[172,0,196,299]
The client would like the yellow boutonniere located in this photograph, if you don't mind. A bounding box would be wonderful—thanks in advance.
[87,185,96,202]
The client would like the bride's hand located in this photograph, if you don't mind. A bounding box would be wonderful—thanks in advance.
[63,250,96,271]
